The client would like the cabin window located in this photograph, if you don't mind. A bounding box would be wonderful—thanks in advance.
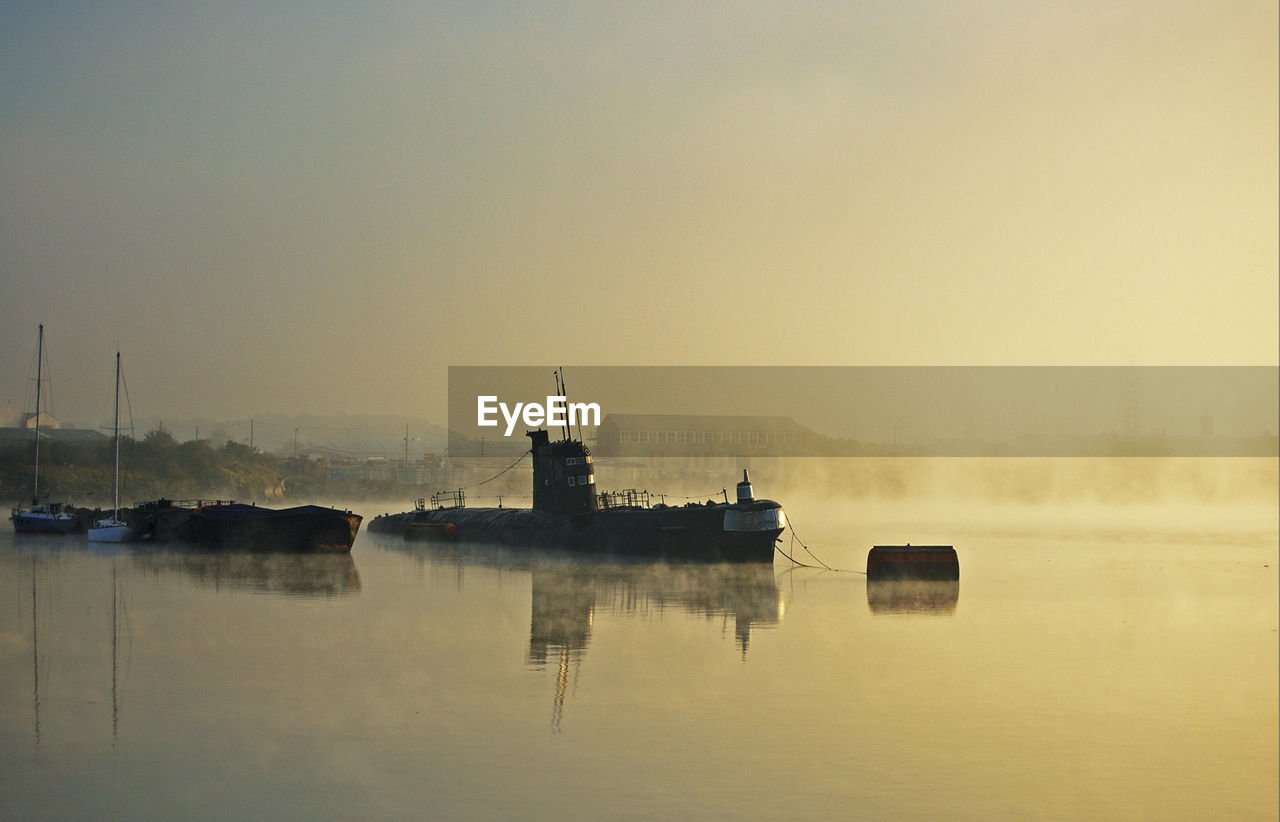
[581,475,593,485]
[567,476,576,486]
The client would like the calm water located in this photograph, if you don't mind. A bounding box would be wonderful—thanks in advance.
[2,492,1276,821]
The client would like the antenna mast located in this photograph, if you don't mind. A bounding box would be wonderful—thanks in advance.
[558,367,571,441]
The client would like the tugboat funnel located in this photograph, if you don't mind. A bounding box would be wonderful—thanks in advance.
[736,469,754,504]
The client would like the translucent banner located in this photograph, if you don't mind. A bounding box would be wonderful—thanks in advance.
[447,366,1278,457]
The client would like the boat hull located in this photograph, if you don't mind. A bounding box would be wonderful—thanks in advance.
[370,500,785,562]
[87,521,139,543]
[11,509,81,534]
[190,504,362,552]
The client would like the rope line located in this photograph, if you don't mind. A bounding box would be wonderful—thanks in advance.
[471,449,531,488]
[775,516,864,574]
[774,539,826,569]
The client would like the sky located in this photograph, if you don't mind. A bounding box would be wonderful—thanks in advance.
[2,0,1276,427]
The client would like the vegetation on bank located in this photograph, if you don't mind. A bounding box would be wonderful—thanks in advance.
[1,429,400,505]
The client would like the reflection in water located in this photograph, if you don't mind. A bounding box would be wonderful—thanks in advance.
[30,557,40,746]
[527,562,782,731]
[130,551,361,596]
[3,490,1276,821]
[528,568,594,733]
[866,579,960,615]
[23,553,128,748]
[10,545,360,753]
[379,538,784,732]
[529,562,782,660]
[111,563,119,742]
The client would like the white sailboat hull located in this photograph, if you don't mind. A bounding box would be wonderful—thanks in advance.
[87,521,138,543]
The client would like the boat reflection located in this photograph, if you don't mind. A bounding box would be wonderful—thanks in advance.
[129,550,361,597]
[528,560,782,661]
[865,579,960,615]
[375,537,784,732]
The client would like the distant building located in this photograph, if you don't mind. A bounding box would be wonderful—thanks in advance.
[0,426,106,447]
[21,410,61,430]
[594,414,808,457]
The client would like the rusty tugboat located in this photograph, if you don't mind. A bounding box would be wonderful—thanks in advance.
[369,428,787,562]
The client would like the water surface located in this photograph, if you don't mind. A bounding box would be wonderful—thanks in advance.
[2,494,1276,820]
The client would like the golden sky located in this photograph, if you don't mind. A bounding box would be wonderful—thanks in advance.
[1,1,1276,423]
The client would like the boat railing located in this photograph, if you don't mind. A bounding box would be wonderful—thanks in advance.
[598,488,651,510]
[431,489,466,510]
[134,498,237,510]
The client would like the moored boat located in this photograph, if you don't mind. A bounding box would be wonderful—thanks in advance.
[370,428,786,562]
[88,352,138,543]
[12,498,80,534]
[189,502,362,552]
[10,324,80,534]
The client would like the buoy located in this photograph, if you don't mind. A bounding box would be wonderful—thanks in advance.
[866,544,959,581]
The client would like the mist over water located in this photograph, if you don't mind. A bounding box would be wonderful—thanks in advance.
[2,457,1275,820]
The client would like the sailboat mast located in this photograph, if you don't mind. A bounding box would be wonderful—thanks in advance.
[112,352,121,518]
[33,324,43,498]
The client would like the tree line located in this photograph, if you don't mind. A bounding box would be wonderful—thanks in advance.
[1,428,398,505]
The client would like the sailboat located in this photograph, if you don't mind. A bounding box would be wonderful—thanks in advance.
[10,324,79,534]
[87,352,137,543]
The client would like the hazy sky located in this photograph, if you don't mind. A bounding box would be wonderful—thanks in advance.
[2,1,1276,426]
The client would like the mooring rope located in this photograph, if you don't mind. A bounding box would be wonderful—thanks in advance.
[471,448,532,488]
[776,517,864,573]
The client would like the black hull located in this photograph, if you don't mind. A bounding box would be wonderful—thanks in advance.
[369,503,783,563]
[11,512,81,534]
[189,504,362,552]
